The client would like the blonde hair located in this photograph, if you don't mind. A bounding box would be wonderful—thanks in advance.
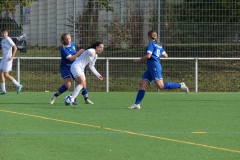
[60,33,70,45]
[148,30,160,44]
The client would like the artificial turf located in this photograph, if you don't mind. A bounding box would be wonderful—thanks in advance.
[0,92,239,160]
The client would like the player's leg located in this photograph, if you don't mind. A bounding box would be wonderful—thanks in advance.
[50,67,72,104]
[155,80,181,90]
[0,62,6,93]
[128,71,151,109]
[3,60,22,94]
[163,82,189,93]
[154,79,164,89]
[154,80,189,93]
[71,75,85,104]
[163,82,180,89]
[56,78,72,96]
[0,69,6,94]
[152,64,189,93]
[81,81,93,104]
[50,77,72,104]
[4,72,23,94]
[128,80,149,109]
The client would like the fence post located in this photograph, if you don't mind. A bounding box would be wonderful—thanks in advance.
[106,58,109,92]
[17,57,20,83]
[195,58,198,92]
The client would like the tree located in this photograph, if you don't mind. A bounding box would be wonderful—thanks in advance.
[103,0,143,49]
[0,0,34,17]
[67,0,114,48]
[165,0,240,43]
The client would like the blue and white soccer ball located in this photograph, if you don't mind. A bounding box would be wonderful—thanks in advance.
[64,95,72,106]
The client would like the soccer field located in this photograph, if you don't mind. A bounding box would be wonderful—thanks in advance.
[0,92,240,160]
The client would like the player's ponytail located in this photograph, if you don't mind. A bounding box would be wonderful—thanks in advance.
[148,30,161,45]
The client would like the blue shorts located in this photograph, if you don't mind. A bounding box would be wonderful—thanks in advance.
[142,63,163,84]
[60,66,74,79]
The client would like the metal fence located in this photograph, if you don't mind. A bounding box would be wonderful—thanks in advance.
[3,57,240,92]
[1,0,240,92]
[2,0,239,49]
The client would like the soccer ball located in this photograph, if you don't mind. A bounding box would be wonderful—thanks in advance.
[64,95,72,106]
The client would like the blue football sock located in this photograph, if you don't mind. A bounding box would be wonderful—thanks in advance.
[164,82,181,89]
[82,88,88,101]
[54,85,68,97]
[135,89,145,105]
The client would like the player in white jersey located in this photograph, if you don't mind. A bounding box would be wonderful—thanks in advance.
[69,41,104,104]
[0,28,23,94]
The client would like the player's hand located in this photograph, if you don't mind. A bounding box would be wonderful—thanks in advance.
[133,59,139,63]
[79,49,85,53]
[98,75,103,81]
[8,57,13,61]
[77,49,85,56]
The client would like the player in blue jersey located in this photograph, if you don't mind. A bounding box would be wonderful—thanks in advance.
[128,30,189,109]
[50,33,94,105]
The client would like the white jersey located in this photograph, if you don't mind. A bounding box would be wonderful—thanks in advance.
[70,48,101,78]
[0,37,15,72]
[1,37,15,60]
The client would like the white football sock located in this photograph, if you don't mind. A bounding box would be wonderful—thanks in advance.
[1,83,6,91]
[71,84,83,100]
[12,79,20,86]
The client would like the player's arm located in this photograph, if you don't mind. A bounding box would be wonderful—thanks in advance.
[89,64,103,80]
[68,49,84,61]
[162,51,168,58]
[133,52,151,63]
[9,45,17,61]
[89,59,103,80]
[76,49,85,56]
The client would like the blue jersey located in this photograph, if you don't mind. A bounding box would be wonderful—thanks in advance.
[142,41,165,83]
[145,40,165,64]
[60,42,77,67]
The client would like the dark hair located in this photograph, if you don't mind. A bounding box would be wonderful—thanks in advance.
[1,28,8,33]
[60,33,70,45]
[87,41,103,49]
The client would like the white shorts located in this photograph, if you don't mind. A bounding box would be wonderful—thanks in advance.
[70,64,86,80]
[0,59,13,72]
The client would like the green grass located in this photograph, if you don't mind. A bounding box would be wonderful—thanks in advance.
[0,92,240,160]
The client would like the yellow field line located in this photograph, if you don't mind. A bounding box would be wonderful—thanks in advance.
[192,132,207,134]
[1,109,240,154]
